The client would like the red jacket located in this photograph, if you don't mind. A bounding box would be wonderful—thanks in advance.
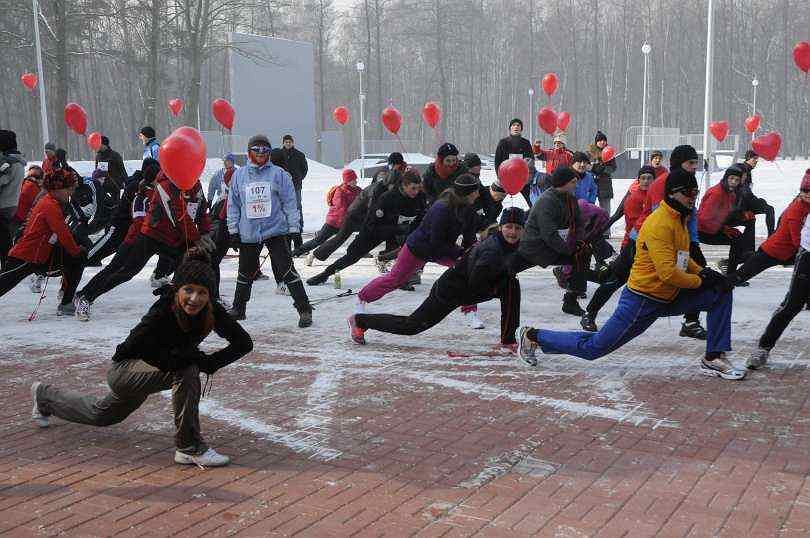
[761,198,810,261]
[536,148,573,175]
[41,155,56,176]
[141,173,211,248]
[622,181,650,247]
[325,183,361,228]
[9,193,82,264]
[14,178,41,224]
[697,183,736,235]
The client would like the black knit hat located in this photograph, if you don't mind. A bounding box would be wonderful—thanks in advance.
[744,149,758,160]
[453,173,480,195]
[437,143,459,158]
[172,248,216,292]
[637,165,657,178]
[571,151,590,164]
[387,152,405,166]
[100,136,110,147]
[140,126,156,139]
[462,152,482,169]
[669,145,699,171]
[665,168,698,196]
[550,167,578,187]
[509,118,523,129]
[499,207,526,227]
[0,130,18,152]
[594,130,608,143]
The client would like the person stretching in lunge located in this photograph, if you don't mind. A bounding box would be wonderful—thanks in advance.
[515,168,746,380]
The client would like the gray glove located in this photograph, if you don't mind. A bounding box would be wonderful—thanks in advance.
[195,234,216,254]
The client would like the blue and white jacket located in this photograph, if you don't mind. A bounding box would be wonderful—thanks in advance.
[142,138,160,161]
[227,161,299,243]
[574,171,598,204]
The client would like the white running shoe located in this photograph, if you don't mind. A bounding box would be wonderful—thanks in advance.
[31,382,49,428]
[306,251,315,267]
[276,282,290,296]
[700,355,746,380]
[355,299,367,314]
[150,274,170,289]
[463,310,485,329]
[75,296,92,322]
[175,448,230,468]
[29,274,44,294]
[516,326,538,367]
[375,256,390,274]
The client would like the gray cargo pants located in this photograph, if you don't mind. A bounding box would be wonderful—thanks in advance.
[35,359,207,455]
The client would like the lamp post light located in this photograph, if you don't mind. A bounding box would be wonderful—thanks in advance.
[528,87,534,143]
[751,77,759,140]
[356,60,365,181]
[701,0,716,189]
[32,0,49,146]
[641,42,651,166]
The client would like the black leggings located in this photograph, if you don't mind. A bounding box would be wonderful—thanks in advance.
[0,250,85,305]
[314,213,363,261]
[86,224,127,265]
[234,235,309,310]
[759,249,810,350]
[698,221,755,274]
[296,224,339,255]
[587,240,636,316]
[319,233,383,277]
[356,277,521,344]
[79,235,181,303]
[732,248,783,283]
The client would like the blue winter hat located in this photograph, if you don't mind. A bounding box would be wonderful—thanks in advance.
[499,207,526,227]
[223,153,235,163]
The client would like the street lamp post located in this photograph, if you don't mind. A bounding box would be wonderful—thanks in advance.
[356,60,365,181]
[32,0,49,146]
[528,87,534,143]
[641,42,651,166]
[751,77,759,140]
[701,0,716,190]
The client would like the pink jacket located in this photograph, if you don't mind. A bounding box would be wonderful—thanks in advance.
[325,183,361,228]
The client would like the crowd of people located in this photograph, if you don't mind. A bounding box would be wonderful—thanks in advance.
[1,115,807,467]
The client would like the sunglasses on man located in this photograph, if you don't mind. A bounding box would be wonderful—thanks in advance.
[673,187,700,198]
[249,146,271,154]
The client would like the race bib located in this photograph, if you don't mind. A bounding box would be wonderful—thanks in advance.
[557,228,570,241]
[185,201,199,220]
[676,250,689,271]
[509,153,523,161]
[97,162,108,172]
[246,182,271,219]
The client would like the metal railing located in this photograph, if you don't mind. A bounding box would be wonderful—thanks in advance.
[624,126,739,153]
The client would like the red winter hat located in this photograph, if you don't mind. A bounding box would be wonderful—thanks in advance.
[43,168,77,191]
[342,168,357,184]
[801,169,810,191]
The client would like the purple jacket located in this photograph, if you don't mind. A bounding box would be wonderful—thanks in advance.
[406,200,471,261]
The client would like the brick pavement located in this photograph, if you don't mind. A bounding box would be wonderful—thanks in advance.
[1,254,809,536]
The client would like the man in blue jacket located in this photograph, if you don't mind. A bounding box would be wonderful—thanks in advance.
[139,126,160,162]
[227,135,313,327]
[571,152,598,203]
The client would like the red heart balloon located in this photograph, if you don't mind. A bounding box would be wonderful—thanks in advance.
[601,145,616,162]
[332,106,349,125]
[744,115,761,134]
[751,132,782,161]
[537,107,557,135]
[541,73,558,97]
[86,132,102,152]
[64,103,88,136]
[21,73,38,91]
[709,121,729,142]
[211,98,235,131]
[161,126,207,191]
[422,102,442,129]
[168,98,184,117]
[381,106,402,135]
[793,41,810,73]
[498,157,529,195]
[556,111,571,132]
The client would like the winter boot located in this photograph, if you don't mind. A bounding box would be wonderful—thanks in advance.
[561,292,585,316]
[580,312,598,332]
[228,284,250,320]
[296,303,313,328]
[680,320,707,340]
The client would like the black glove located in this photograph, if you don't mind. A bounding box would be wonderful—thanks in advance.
[690,242,706,267]
[698,267,734,293]
[229,233,241,249]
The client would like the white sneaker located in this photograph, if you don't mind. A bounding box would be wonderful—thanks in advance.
[375,256,390,274]
[463,310,485,329]
[31,382,49,428]
[306,251,314,267]
[150,274,170,289]
[700,355,746,380]
[75,296,92,322]
[175,447,230,468]
[29,274,44,294]
[356,299,367,314]
[516,326,538,367]
[276,282,290,296]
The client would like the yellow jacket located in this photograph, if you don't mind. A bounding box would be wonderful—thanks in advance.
[628,200,702,302]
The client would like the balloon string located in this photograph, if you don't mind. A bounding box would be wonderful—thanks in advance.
[394,133,408,155]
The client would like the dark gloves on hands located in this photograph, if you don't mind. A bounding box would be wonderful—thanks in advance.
[722,226,742,239]
[698,267,735,293]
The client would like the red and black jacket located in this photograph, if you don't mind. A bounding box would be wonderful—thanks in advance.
[9,192,82,264]
[140,172,211,248]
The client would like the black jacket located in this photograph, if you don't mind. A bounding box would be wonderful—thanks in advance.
[518,187,581,267]
[112,290,253,374]
[435,231,519,304]
[95,147,128,188]
[470,185,503,233]
[494,135,533,172]
[362,187,426,241]
[282,147,308,188]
